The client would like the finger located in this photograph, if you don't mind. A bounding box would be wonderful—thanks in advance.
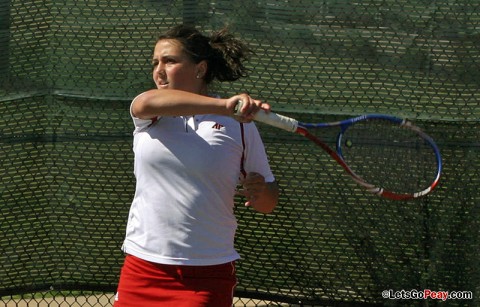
[237,96,263,115]
[235,188,255,207]
[260,101,271,112]
[233,98,254,122]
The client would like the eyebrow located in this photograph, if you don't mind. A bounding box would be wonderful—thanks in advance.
[153,54,178,60]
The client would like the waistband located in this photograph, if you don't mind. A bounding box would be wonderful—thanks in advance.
[125,254,236,280]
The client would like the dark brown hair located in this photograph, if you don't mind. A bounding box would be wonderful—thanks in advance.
[157,25,252,84]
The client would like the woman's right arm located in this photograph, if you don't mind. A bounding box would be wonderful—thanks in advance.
[131,89,229,119]
[131,89,270,121]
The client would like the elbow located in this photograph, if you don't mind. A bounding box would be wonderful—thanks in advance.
[131,90,158,119]
[264,197,279,214]
[255,183,279,214]
[267,182,280,214]
[248,196,278,214]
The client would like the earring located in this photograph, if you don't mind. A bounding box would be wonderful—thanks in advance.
[196,74,201,79]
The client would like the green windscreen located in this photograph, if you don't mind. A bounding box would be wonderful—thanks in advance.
[1,1,479,306]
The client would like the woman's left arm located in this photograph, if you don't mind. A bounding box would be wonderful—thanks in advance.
[238,172,279,214]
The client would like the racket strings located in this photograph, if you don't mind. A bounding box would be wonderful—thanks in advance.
[338,120,438,195]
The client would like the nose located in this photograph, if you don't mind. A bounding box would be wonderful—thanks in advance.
[154,62,163,73]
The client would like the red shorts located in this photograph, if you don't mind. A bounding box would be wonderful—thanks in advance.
[113,255,237,307]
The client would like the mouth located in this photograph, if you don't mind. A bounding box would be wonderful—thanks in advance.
[157,80,169,88]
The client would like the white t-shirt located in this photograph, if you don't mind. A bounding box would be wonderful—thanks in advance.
[122,104,275,266]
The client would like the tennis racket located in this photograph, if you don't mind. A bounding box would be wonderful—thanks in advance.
[236,102,442,200]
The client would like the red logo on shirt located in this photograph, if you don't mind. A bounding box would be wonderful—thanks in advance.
[212,123,224,130]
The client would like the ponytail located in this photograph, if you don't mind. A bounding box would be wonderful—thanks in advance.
[208,27,252,82]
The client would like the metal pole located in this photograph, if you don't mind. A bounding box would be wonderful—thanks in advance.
[0,0,11,82]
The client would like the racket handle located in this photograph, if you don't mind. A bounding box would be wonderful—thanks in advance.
[235,100,298,132]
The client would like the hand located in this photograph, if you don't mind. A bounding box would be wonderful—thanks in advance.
[236,172,267,207]
[226,94,271,122]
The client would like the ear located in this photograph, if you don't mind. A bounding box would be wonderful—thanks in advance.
[196,60,207,79]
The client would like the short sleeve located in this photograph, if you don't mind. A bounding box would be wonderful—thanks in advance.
[130,93,160,134]
[242,122,275,183]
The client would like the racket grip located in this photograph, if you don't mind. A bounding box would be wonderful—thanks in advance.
[235,100,298,132]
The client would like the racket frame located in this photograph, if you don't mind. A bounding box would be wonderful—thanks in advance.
[236,102,442,200]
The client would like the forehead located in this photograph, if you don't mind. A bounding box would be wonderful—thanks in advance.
[153,39,185,56]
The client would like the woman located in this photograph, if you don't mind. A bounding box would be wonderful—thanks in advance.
[114,25,279,307]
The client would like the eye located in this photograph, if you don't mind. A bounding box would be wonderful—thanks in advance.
[152,59,159,67]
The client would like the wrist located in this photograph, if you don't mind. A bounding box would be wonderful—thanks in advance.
[218,98,233,116]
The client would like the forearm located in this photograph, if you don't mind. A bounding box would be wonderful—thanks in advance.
[132,89,230,119]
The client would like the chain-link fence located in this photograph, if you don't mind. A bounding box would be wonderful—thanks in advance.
[1,0,479,306]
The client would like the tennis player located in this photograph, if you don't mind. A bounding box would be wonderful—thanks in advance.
[113,25,279,307]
